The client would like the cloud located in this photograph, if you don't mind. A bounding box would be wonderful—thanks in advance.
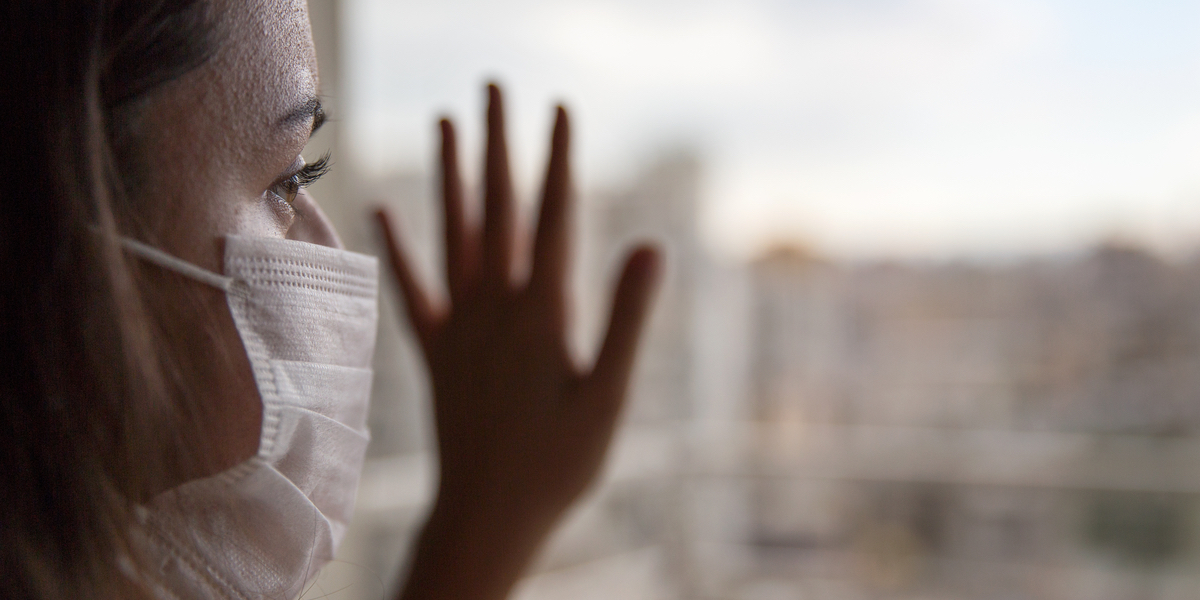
[345,0,1200,259]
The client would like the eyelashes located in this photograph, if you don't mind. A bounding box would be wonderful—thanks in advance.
[292,152,332,188]
[271,152,332,205]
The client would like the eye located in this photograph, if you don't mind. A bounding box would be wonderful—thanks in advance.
[269,153,332,204]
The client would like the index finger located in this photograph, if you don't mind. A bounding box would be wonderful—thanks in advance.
[528,106,572,316]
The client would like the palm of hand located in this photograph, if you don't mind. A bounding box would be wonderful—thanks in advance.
[427,280,604,516]
[377,85,660,526]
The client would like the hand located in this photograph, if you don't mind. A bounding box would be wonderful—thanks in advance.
[376,84,661,600]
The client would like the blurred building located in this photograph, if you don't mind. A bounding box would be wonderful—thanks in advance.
[308,142,1200,600]
[300,6,1200,599]
[719,245,1200,600]
[315,155,715,600]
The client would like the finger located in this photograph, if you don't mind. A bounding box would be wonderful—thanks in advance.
[482,83,515,290]
[439,118,474,300]
[529,106,572,315]
[375,208,438,347]
[587,246,662,411]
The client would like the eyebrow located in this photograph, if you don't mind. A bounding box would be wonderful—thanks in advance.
[278,96,326,137]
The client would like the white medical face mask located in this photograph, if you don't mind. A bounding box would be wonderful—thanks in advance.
[121,235,378,600]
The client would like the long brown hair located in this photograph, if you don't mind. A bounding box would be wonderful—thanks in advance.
[0,1,218,597]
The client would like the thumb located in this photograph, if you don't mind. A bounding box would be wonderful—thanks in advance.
[586,245,662,413]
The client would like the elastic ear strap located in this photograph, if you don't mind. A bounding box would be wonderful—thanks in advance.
[119,237,235,291]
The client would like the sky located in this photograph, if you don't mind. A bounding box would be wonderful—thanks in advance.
[343,0,1200,260]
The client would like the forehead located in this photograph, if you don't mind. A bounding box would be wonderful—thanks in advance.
[208,0,319,131]
[124,0,320,243]
[133,0,320,183]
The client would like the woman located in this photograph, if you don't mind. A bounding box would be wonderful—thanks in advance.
[0,1,660,598]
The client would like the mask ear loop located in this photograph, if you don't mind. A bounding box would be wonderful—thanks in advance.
[118,237,236,292]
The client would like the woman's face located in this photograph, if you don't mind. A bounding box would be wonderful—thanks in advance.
[131,0,336,487]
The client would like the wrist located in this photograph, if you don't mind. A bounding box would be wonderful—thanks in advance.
[396,489,560,600]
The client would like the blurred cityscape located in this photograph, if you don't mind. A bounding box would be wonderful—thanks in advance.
[304,155,1200,600]
[297,3,1200,598]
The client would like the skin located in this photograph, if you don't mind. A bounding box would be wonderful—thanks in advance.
[131,0,332,488]
[380,90,661,600]
[132,0,661,597]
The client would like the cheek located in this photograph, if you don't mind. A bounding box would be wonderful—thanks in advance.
[232,190,297,240]
[132,81,297,270]
[148,184,292,275]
